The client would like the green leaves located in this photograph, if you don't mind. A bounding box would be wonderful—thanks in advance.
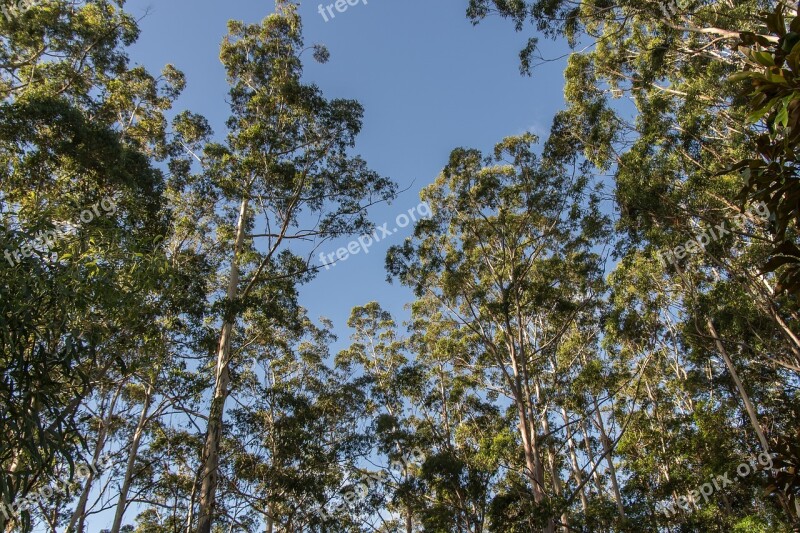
[727,5,800,300]
[0,1,191,528]
[765,429,800,522]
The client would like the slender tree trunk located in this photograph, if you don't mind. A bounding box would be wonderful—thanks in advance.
[505,349,544,506]
[706,319,770,454]
[197,198,249,533]
[67,383,123,533]
[537,382,567,532]
[186,474,198,533]
[110,382,154,533]
[438,365,452,448]
[580,418,604,496]
[562,406,589,513]
[592,397,625,519]
[525,415,554,533]
[516,398,542,498]
[511,355,553,532]
[515,398,555,532]
[66,433,108,533]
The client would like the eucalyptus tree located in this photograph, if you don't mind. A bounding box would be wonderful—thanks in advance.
[193,3,395,531]
[461,0,799,337]
[336,302,425,532]
[405,299,506,533]
[462,0,800,361]
[336,302,501,532]
[388,134,614,531]
[220,316,370,533]
[463,2,800,527]
[0,1,199,530]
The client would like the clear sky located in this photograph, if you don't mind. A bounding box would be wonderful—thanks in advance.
[121,0,570,352]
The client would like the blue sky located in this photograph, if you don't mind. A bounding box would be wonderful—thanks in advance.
[122,0,571,351]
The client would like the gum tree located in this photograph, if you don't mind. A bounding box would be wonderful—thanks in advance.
[193,2,395,531]
[464,2,800,527]
[388,134,613,531]
[0,1,200,529]
[336,302,424,532]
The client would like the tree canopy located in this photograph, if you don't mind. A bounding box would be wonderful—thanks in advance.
[1,0,798,532]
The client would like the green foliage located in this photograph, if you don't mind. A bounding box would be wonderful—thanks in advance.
[767,428,800,523]
[2,1,800,531]
[730,5,800,301]
[0,1,184,526]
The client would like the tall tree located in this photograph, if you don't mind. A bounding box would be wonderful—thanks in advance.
[463,2,800,527]
[193,3,395,530]
[0,1,195,529]
[388,133,613,531]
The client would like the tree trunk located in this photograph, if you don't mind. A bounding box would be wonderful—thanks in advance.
[579,418,604,497]
[562,406,589,513]
[537,381,567,532]
[66,434,108,533]
[516,400,542,499]
[110,382,154,533]
[197,198,249,533]
[67,383,123,533]
[592,397,625,519]
[706,319,770,454]
[512,398,554,533]
[186,473,198,533]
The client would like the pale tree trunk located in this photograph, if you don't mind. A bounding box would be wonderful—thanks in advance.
[706,319,770,454]
[536,381,567,532]
[519,411,553,533]
[197,198,249,533]
[185,475,198,533]
[438,365,452,447]
[513,382,547,501]
[504,344,546,506]
[511,384,554,533]
[66,444,105,533]
[592,397,625,519]
[0,452,22,532]
[265,507,273,533]
[516,403,542,497]
[580,418,604,497]
[110,382,154,533]
[530,422,555,533]
[67,383,124,533]
[515,352,554,533]
[562,406,589,513]
[403,456,413,532]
